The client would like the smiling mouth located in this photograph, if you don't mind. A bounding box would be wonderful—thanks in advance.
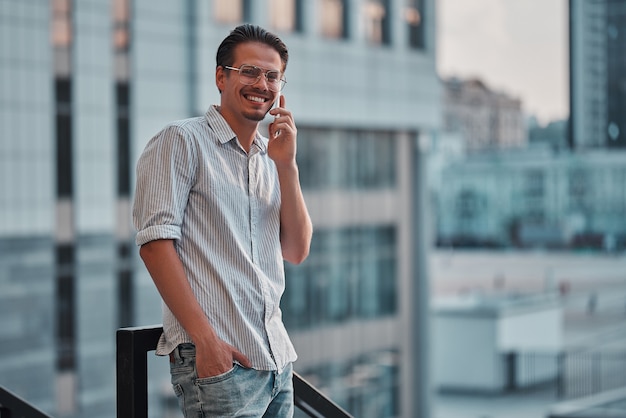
[245,94,270,104]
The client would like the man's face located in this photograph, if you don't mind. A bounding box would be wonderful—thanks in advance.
[217,42,283,123]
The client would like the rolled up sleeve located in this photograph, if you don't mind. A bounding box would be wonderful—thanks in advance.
[132,125,197,247]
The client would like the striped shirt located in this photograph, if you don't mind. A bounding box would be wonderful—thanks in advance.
[132,105,296,372]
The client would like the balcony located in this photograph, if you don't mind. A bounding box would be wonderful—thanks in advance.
[116,325,353,418]
[0,325,352,418]
[6,327,626,417]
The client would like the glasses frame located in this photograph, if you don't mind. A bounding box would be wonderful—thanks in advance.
[223,64,287,92]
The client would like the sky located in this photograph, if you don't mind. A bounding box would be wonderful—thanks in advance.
[436,0,569,125]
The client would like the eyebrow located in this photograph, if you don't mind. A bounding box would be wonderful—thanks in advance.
[239,64,282,73]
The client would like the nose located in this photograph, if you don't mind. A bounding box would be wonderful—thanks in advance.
[252,74,269,91]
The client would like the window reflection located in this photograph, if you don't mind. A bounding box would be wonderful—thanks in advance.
[52,0,72,47]
[405,0,424,49]
[113,0,130,51]
[214,0,243,23]
[270,0,300,32]
[319,0,346,39]
[363,0,389,45]
[52,0,72,77]
[297,127,396,191]
[282,226,397,330]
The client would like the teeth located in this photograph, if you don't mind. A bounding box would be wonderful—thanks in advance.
[246,95,266,103]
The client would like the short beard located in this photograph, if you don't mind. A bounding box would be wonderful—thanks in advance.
[243,109,269,122]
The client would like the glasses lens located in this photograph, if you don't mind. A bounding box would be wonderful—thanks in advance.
[266,72,284,92]
[269,79,285,92]
[238,65,261,84]
[265,71,280,83]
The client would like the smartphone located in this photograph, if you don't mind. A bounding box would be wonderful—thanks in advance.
[265,92,280,120]
[273,92,281,137]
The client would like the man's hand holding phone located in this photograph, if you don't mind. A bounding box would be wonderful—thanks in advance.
[268,94,297,168]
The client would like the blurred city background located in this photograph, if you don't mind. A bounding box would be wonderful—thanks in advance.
[1,0,625,417]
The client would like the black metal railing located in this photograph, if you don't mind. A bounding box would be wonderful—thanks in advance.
[116,325,353,418]
[0,386,53,418]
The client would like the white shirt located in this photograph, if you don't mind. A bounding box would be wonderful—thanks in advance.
[132,105,296,372]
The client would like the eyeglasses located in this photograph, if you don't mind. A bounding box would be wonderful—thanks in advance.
[224,64,286,92]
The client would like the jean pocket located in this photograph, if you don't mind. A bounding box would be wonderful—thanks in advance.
[170,357,194,376]
[196,364,238,385]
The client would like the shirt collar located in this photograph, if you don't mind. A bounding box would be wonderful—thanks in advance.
[205,105,268,153]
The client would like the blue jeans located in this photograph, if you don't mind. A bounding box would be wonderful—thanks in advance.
[169,343,294,417]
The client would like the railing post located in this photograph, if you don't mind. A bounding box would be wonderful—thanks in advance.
[116,326,162,418]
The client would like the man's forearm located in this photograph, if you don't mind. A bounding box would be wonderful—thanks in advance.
[276,163,313,264]
[139,239,218,345]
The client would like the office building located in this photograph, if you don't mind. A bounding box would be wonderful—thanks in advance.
[0,1,439,417]
[569,0,626,149]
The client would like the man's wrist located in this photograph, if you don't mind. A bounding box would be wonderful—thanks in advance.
[189,322,220,348]
[275,160,298,174]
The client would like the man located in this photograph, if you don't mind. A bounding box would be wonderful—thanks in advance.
[132,24,312,417]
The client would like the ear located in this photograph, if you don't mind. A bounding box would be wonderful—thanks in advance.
[216,66,226,93]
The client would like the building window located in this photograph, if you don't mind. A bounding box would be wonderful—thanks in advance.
[52,0,72,77]
[363,0,390,45]
[569,169,592,212]
[455,189,482,220]
[113,0,131,81]
[270,0,302,32]
[298,127,396,191]
[524,169,545,199]
[113,0,130,52]
[282,226,397,330]
[523,169,545,223]
[405,0,424,49]
[318,0,347,39]
[52,0,72,47]
[214,0,244,23]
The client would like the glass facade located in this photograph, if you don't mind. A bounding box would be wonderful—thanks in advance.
[283,225,397,330]
[0,1,438,417]
[283,124,402,416]
[606,0,626,147]
[570,0,626,148]
[298,127,396,191]
[437,153,626,248]
[1,1,53,237]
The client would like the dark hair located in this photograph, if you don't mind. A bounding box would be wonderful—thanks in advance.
[216,24,289,71]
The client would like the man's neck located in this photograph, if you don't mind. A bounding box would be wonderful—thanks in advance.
[217,106,258,153]
[233,126,257,153]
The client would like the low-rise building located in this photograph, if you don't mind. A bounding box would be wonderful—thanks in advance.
[434,149,626,250]
[442,77,527,152]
